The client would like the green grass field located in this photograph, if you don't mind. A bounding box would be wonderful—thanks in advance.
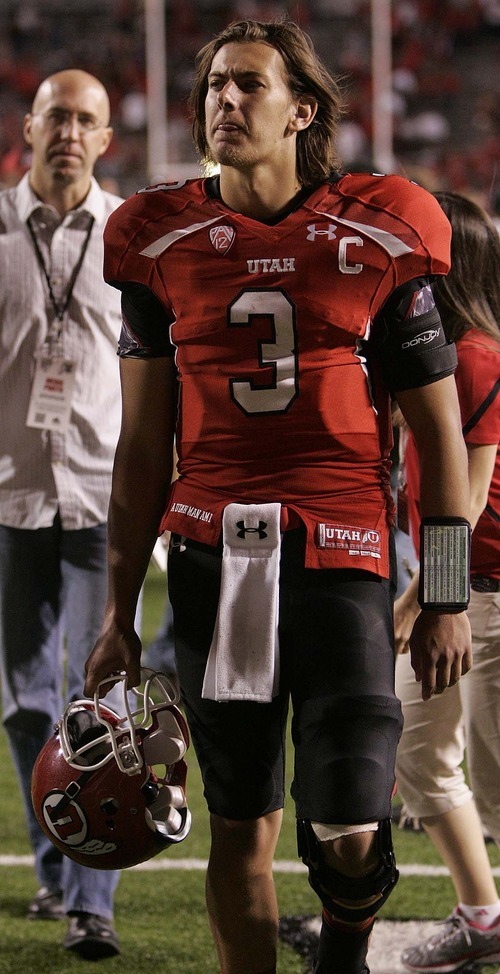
[1,563,499,974]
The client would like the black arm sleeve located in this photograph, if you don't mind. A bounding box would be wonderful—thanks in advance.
[116,281,175,358]
[373,277,457,396]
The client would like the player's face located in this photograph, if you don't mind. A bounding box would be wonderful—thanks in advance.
[205,41,300,172]
[24,77,112,189]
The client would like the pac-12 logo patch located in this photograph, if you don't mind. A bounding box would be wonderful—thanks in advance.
[209,225,235,254]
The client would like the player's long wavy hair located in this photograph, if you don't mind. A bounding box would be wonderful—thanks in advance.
[189,19,345,184]
[433,192,500,343]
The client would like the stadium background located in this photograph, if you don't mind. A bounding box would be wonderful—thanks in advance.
[0,2,499,972]
[0,0,499,214]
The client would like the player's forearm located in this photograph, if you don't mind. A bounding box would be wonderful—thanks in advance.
[102,355,176,629]
[105,439,173,629]
[397,377,470,521]
[416,426,469,521]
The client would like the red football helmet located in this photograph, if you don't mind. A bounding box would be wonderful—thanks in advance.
[31,669,191,869]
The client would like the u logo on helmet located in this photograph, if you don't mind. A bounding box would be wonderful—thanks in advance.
[42,790,119,855]
[42,790,88,846]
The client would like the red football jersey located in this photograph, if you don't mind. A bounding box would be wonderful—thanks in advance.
[104,173,451,574]
[405,329,500,579]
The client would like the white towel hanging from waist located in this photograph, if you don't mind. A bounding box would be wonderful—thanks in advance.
[202,502,282,702]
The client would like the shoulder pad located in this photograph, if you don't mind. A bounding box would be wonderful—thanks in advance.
[103,178,208,286]
[337,172,448,227]
[333,172,451,283]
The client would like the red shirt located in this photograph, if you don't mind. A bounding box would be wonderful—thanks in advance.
[104,173,451,574]
[405,329,500,579]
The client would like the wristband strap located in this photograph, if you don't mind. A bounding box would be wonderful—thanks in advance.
[418,517,471,613]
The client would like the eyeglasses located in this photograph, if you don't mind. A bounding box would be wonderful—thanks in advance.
[31,109,106,134]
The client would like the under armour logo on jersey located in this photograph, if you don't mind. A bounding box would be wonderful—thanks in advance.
[306,223,337,241]
[209,225,235,254]
[236,520,268,540]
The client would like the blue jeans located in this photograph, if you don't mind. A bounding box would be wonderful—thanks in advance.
[0,514,120,918]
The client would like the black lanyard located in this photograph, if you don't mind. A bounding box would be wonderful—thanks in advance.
[27,213,94,324]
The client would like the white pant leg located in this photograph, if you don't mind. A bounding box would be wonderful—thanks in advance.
[395,650,472,818]
[460,589,500,843]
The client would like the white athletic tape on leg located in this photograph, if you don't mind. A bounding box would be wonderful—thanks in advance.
[312,822,378,841]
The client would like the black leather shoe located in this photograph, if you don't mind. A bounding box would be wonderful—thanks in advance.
[27,886,64,920]
[64,913,120,959]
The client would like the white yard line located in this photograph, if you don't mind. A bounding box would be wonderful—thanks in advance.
[1,854,500,877]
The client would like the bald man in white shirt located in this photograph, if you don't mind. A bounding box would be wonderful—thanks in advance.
[0,69,123,960]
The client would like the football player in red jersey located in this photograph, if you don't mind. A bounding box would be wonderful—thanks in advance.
[85,21,472,974]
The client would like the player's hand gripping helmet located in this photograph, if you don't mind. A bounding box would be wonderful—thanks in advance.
[31,669,191,869]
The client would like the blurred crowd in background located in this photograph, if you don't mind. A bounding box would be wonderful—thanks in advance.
[0,0,499,214]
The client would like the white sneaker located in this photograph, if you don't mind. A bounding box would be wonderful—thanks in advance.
[401,907,500,972]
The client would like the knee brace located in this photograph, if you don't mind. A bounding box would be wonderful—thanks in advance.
[297,817,399,924]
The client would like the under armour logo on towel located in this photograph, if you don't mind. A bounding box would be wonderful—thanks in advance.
[202,502,281,702]
[236,520,268,540]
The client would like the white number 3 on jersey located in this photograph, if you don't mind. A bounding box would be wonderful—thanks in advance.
[229,289,298,415]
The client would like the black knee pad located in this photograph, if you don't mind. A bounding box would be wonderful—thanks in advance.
[297,818,399,923]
